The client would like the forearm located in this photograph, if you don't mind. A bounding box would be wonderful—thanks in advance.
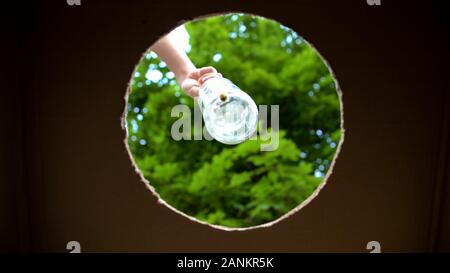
[150,34,196,85]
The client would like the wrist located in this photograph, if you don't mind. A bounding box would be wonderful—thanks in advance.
[177,66,196,84]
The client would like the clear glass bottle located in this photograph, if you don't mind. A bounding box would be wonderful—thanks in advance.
[197,76,258,145]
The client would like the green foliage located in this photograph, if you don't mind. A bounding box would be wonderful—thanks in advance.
[126,14,341,228]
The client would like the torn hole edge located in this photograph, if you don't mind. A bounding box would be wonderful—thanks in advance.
[120,12,345,232]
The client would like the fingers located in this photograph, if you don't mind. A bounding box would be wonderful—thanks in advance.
[198,72,221,85]
[182,66,221,97]
[181,78,199,97]
[185,67,216,80]
[186,85,200,97]
[181,78,200,97]
[198,66,217,77]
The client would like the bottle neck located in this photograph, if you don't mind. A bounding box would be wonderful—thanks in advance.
[198,77,229,109]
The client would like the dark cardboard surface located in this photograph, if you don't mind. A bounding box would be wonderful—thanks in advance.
[1,0,449,252]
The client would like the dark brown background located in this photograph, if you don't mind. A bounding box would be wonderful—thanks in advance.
[1,0,449,252]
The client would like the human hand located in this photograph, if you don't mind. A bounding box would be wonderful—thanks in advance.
[181,66,222,97]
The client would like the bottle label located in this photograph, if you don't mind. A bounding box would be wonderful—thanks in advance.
[198,77,233,112]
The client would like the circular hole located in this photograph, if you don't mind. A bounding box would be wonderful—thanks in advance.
[124,13,343,230]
